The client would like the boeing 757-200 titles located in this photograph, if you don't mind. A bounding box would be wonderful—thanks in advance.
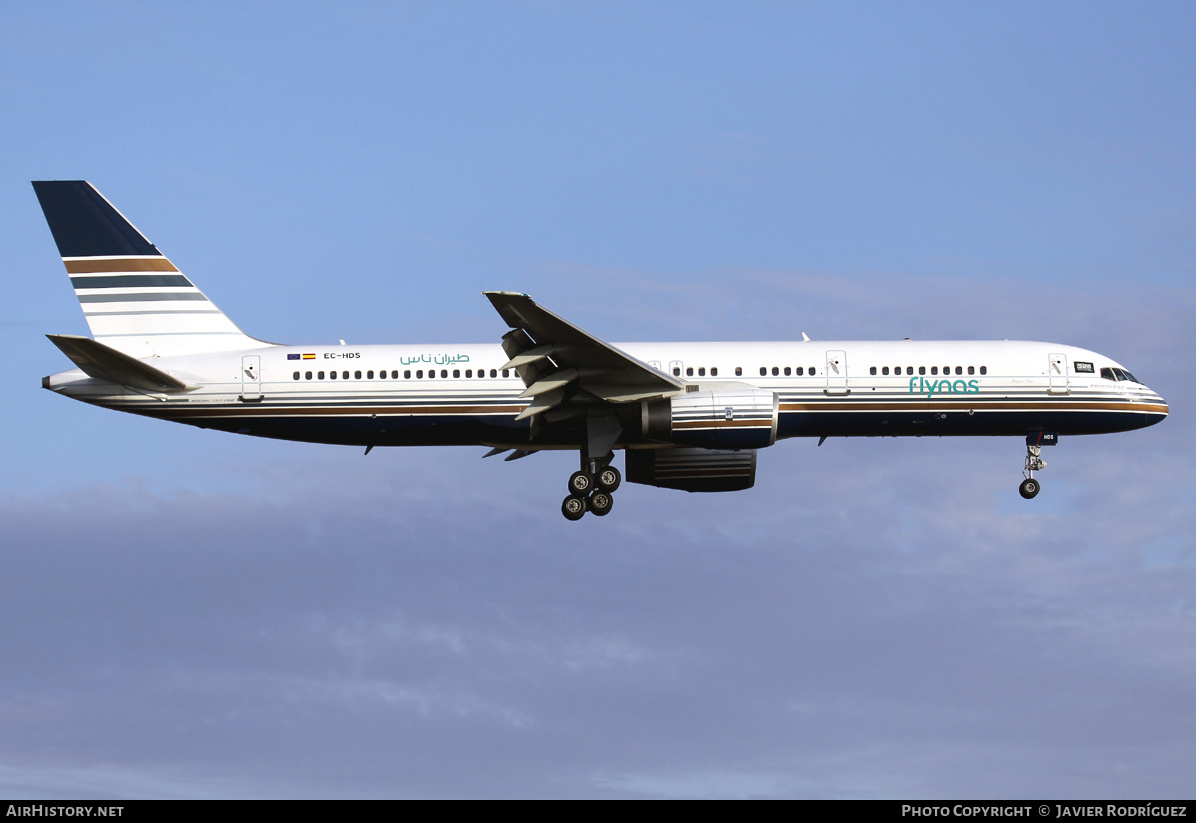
[34,181,1168,520]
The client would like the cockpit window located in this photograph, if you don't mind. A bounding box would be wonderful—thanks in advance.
[1101,367,1140,383]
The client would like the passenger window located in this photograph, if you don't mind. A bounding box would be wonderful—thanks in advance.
[673,367,681,376]
[783,367,790,376]
[293,371,300,380]
[318,371,325,379]
[416,370,423,378]
[698,367,705,377]
[687,367,694,377]
[760,367,767,376]
[391,370,398,379]
[919,366,925,375]
[870,367,877,375]
[967,366,974,375]
[735,367,742,376]
[330,371,337,380]
[466,370,472,378]
[796,367,804,376]
[355,370,362,380]
[931,366,938,375]
[955,366,962,375]
[453,369,460,378]
[404,370,411,379]
[808,366,815,375]
[305,371,312,380]
[907,367,913,376]
[502,369,509,378]
[490,369,497,378]
[980,366,987,375]
[771,367,779,376]
[882,367,889,376]
[367,371,374,379]
[711,367,718,377]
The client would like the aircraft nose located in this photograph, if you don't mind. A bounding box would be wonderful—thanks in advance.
[1144,388,1168,424]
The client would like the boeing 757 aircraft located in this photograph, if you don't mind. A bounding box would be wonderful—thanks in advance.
[35,181,1168,520]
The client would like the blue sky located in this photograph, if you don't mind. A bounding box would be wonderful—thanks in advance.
[1,1,1194,798]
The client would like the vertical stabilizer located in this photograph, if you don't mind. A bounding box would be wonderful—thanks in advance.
[32,181,269,358]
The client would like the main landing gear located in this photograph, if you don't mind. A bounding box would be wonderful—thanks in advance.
[1019,432,1056,499]
[561,459,622,521]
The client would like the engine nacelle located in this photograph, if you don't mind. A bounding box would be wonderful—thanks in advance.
[641,387,778,450]
[626,447,757,493]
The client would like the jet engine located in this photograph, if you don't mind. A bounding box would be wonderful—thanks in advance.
[625,447,757,492]
[641,387,778,450]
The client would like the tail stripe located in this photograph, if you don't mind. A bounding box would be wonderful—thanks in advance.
[71,274,194,289]
[83,309,224,316]
[78,292,211,303]
[64,258,179,273]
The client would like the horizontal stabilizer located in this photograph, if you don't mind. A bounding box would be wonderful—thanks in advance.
[47,334,191,392]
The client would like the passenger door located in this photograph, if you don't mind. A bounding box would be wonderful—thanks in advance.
[241,354,262,401]
[1048,353,1069,395]
[825,350,848,395]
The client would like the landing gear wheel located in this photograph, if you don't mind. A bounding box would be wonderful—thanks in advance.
[1019,478,1041,499]
[562,494,588,521]
[596,466,621,493]
[568,470,594,495]
[588,490,614,516]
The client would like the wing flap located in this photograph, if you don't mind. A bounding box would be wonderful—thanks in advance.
[484,292,683,409]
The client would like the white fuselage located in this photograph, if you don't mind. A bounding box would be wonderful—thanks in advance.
[45,338,1168,448]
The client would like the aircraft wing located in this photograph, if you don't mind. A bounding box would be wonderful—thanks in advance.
[484,291,683,422]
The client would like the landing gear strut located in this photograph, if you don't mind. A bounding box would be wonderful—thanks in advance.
[560,412,624,521]
[1019,433,1056,499]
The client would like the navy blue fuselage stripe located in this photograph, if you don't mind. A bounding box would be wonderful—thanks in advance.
[79,292,209,303]
[32,181,161,258]
[71,274,193,289]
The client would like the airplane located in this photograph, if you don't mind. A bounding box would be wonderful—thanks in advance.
[34,181,1169,520]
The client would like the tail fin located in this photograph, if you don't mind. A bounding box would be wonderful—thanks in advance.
[32,181,268,358]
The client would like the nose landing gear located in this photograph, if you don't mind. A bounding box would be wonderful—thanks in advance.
[1019,432,1056,499]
